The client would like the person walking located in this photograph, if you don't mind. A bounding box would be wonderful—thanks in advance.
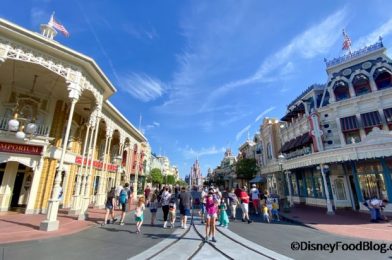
[160,187,171,228]
[118,183,132,225]
[149,192,158,226]
[168,195,177,228]
[262,204,270,223]
[102,187,117,226]
[239,186,252,224]
[250,184,260,215]
[178,186,192,229]
[135,197,145,234]
[218,200,229,228]
[227,188,239,220]
[144,185,151,205]
[204,187,219,242]
[200,186,208,224]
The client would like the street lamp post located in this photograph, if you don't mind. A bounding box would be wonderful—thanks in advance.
[317,164,334,215]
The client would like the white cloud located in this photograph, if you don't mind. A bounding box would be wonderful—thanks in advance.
[236,124,251,141]
[180,146,226,159]
[355,18,392,48]
[202,8,348,111]
[255,106,276,123]
[120,73,166,102]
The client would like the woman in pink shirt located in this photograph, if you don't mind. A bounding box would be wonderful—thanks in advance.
[204,188,219,242]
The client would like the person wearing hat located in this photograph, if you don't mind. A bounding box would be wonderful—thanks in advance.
[250,184,260,215]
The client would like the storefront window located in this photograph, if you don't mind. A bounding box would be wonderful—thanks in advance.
[313,171,325,198]
[356,161,387,200]
[291,174,298,196]
[298,174,306,197]
[305,172,314,197]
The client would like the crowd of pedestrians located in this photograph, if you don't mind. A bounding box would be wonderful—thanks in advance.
[101,182,282,241]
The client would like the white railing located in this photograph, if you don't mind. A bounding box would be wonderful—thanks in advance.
[0,117,49,136]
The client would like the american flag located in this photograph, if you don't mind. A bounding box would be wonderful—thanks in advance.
[342,29,351,51]
[49,14,69,37]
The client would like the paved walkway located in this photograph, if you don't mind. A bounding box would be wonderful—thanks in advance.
[280,205,392,241]
[0,206,134,244]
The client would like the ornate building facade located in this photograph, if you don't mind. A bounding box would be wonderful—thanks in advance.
[0,18,149,230]
[279,38,392,214]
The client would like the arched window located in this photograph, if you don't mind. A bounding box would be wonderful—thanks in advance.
[353,74,371,96]
[333,81,350,101]
[374,68,392,90]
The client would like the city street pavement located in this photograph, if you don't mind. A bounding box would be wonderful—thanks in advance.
[279,205,392,241]
[1,206,392,259]
[229,211,392,260]
[0,209,177,260]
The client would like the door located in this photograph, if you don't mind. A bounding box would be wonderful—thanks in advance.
[11,172,24,207]
[330,175,352,208]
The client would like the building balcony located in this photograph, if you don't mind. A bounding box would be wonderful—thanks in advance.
[0,116,50,138]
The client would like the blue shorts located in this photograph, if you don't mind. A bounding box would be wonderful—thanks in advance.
[180,207,191,216]
[271,209,278,215]
[150,208,157,213]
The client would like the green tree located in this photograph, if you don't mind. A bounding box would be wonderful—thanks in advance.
[150,168,163,185]
[236,158,258,179]
[176,179,187,187]
[166,175,176,185]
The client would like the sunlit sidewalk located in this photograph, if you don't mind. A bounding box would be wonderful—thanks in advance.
[0,207,133,244]
[280,205,392,241]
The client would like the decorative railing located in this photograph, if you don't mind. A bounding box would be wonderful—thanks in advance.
[0,117,49,136]
[325,40,384,68]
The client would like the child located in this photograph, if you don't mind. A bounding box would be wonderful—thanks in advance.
[168,196,177,228]
[271,200,280,222]
[149,192,158,226]
[262,204,270,223]
[135,197,145,234]
[218,200,229,228]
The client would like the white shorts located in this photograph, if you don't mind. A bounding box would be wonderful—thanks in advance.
[206,213,217,219]
[241,203,249,213]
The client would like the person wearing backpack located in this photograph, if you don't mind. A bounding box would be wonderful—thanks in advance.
[118,183,131,225]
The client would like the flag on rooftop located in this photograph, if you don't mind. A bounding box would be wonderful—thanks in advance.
[49,13,69,37]
[342,29,351,52]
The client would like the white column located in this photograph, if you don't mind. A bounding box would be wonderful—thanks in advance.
[40,84,80,231]
[69,124,90,215]
[79,112,100,220]
[320,164,334,215]
[96,134,110,207]
[77,119,96,219]
[25,157,45,214]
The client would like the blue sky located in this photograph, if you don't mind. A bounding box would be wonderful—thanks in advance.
[3,1,392,179]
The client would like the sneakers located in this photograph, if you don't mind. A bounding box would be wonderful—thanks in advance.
[181,223,184,229]
[204,236,209,242]
[211,237,217,243]
[248,220,253,224]
[183,224,188,229]
[163,221,168,229]
[242,218,246,222]
[111,218,118,224]
[120,222,125,226]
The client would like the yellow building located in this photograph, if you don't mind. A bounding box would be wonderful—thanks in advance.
[0,18,148,230]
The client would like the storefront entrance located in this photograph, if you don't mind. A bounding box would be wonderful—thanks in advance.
[10,171,25,207]
[330,175,352,208]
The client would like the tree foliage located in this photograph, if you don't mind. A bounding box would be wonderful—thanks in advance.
[150,168,163,185]
[166,175,176,185]
[236,158,258,179]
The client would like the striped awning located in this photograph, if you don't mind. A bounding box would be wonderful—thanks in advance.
[360,111,382,128]
[384,108,392,124]
[340,116,359,132]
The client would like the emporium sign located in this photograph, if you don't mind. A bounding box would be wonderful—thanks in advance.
[75,156,118,172]
[0,141,43,155]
